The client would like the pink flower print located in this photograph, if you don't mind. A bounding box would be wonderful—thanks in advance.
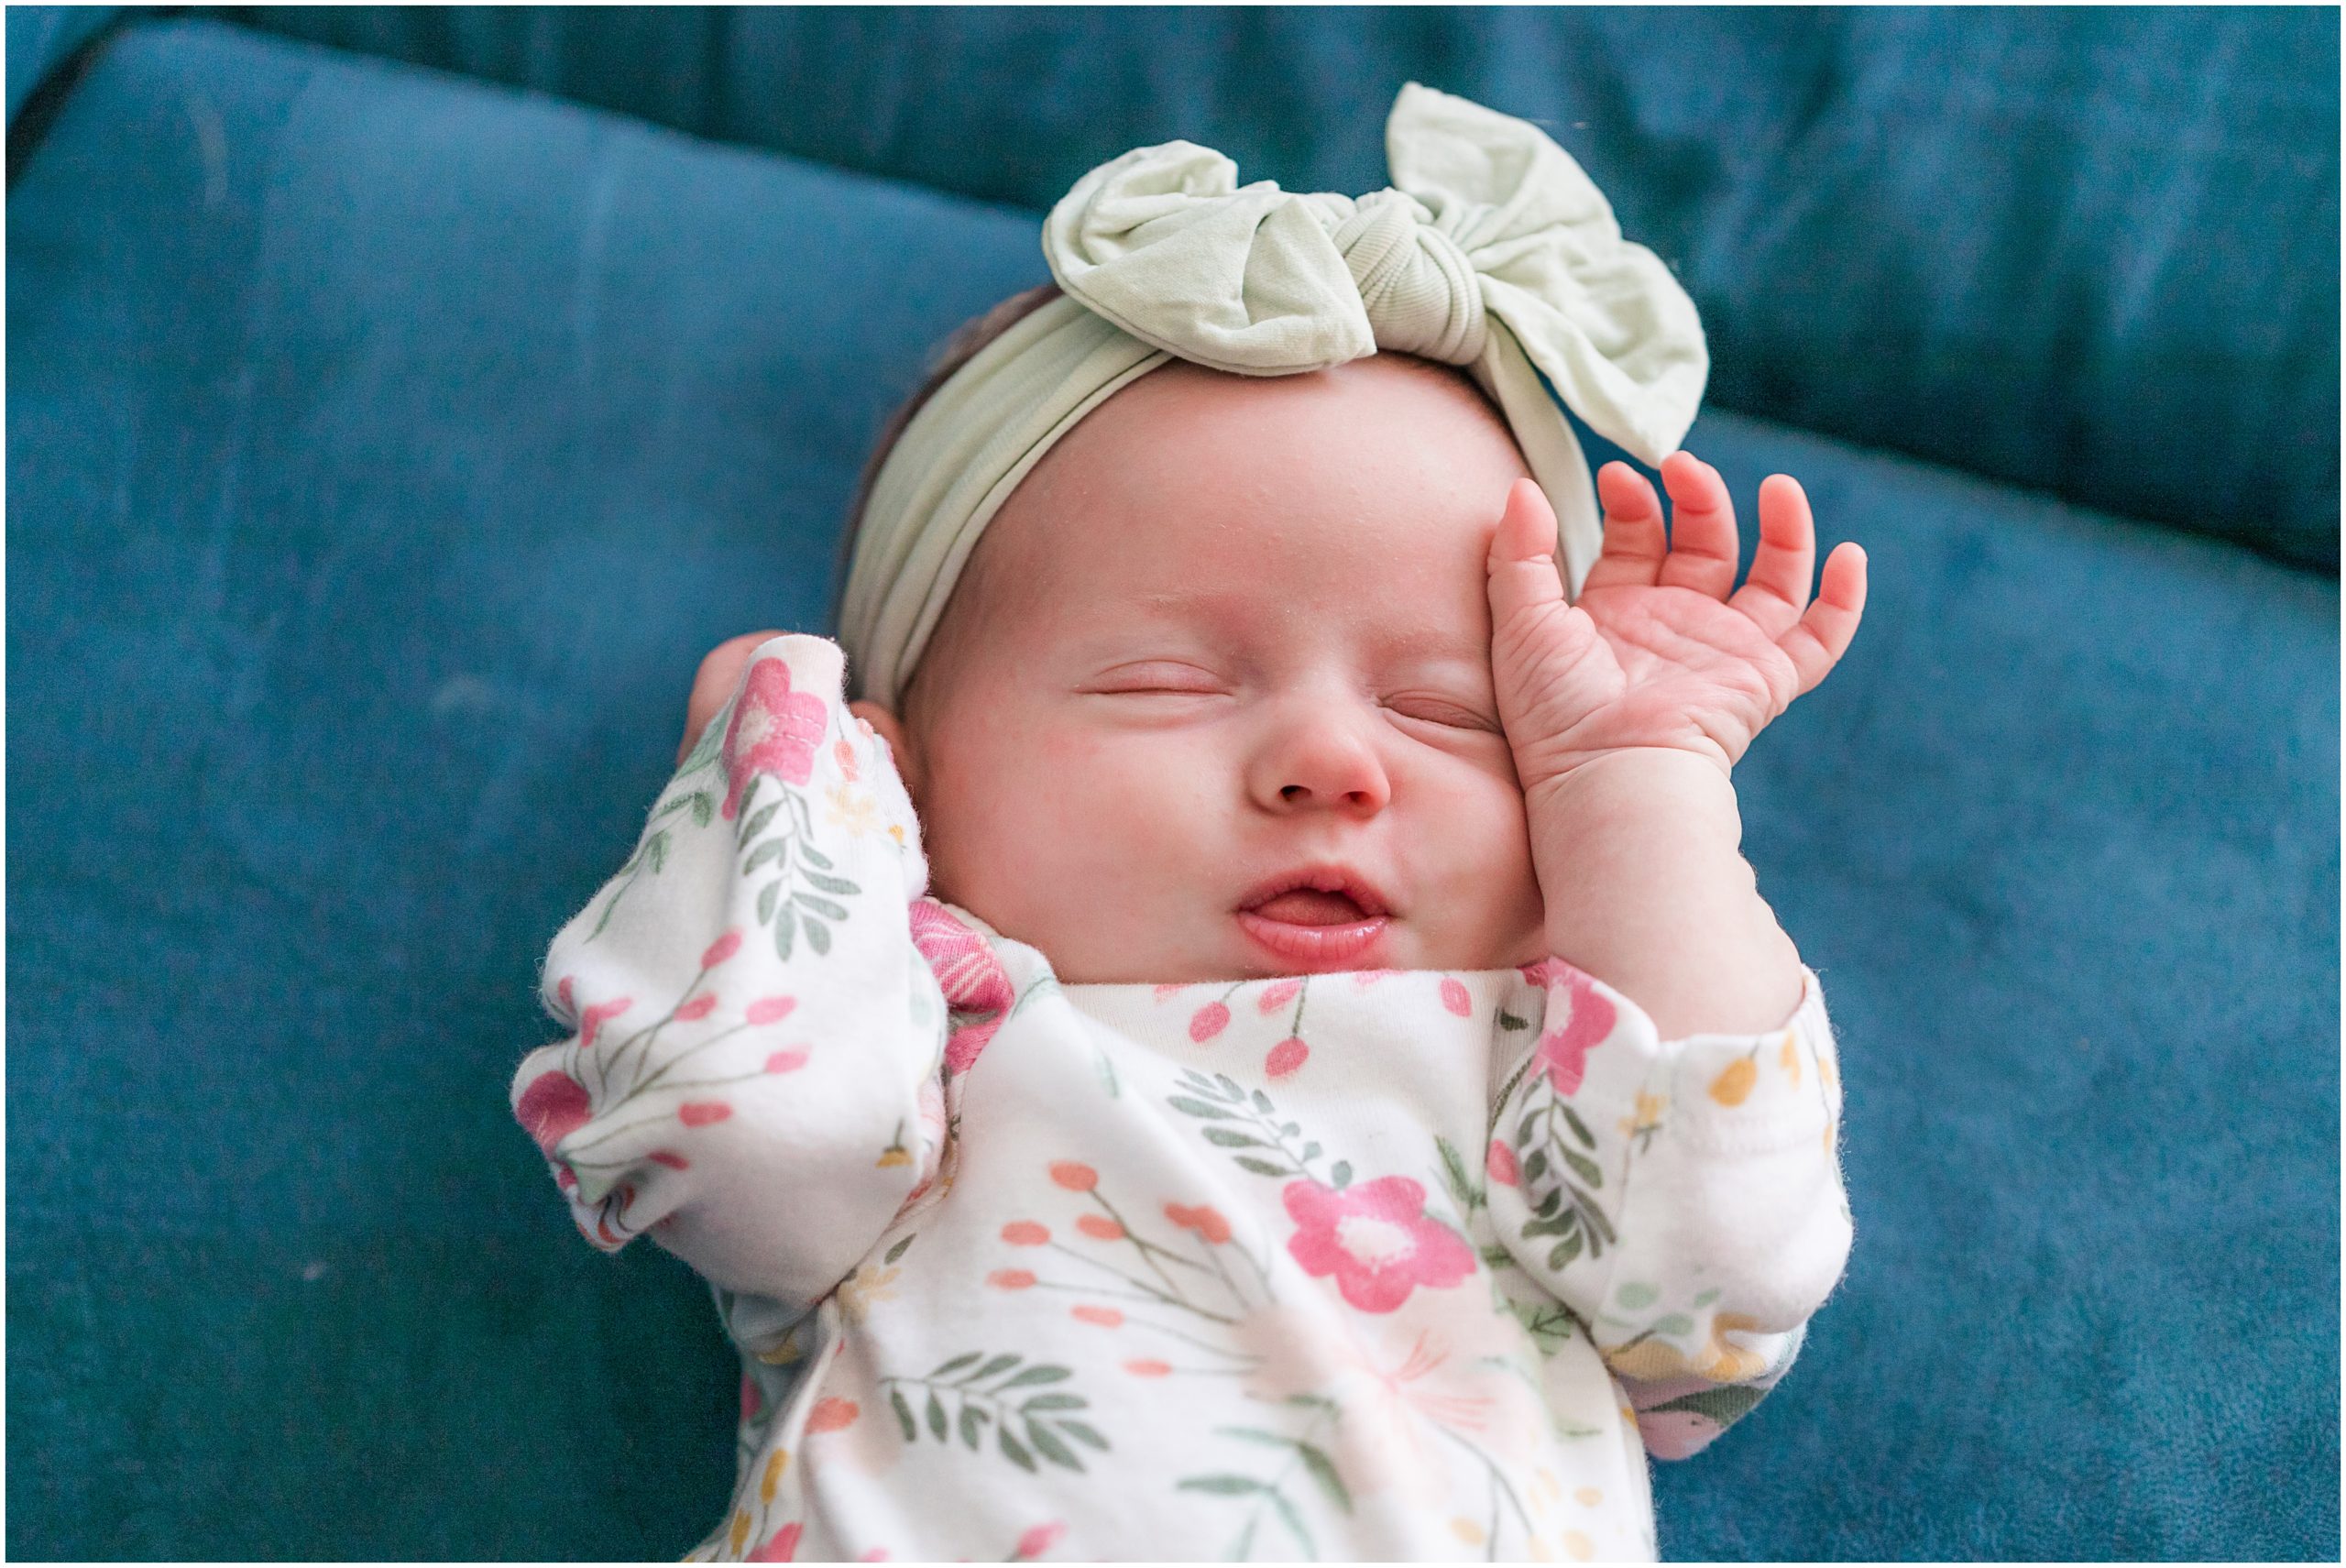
[552,974,576,1025]
[1013,1521,1067,1561]
[1256,978,1303,1014]
[1440,977,1472,1016]
[1485,1140,1519,1187]
[678,1102,732,1128]
[765,1049,808,1074]
[674,995,718,1023]
[701,930,743,970]
[578,997,632,1051]
[1265,1036,1309,1079]
[1189,1002,1230,1042]
[908,900,1014,1075]
[1534,968,1617,1096]
[746,995,796,1026]
[1282,1175,1475,1313]
[748,1522,802,1562]
[516,1070,592,1156]
[721,658,828,820]
[833,736,860,782]
[740,1373,762,1422]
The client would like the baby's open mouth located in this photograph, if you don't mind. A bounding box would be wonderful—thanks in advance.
[1246,888,1370,926]
[1233,868,1392,970]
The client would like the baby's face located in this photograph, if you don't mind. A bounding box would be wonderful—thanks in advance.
[858,354,1547,984]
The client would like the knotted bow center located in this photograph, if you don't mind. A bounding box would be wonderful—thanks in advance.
[1323,188,1488,367]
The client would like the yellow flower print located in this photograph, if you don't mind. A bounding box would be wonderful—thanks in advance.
[760,1448,790,1504]
[728,1509,750,1555]
[838,1263,901,1324]
[825,783,880,838]
[756,1327,804,1366]
[1779,1029,1802,1088]
[1708,1048,1759,1106]
[1618,1091,1666,1148]
[1562,1528,1596,1560]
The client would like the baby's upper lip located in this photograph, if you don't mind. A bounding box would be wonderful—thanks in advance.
[1234,863,1393,919]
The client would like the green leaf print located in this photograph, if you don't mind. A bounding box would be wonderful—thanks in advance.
[959,1405,987,1450]
[744,839,790,874]
[1058,1420,1109,1451]
[1169,1097,1234,1119]
[800,869,859,895]
[1203,1128,1264,1148]
[928,1352,981,1378]
[999,1424,1036,1473]
[689,791,715,828]
[1178,1475,1266,1497]
[1026,1422,1083,1472]
[926,1391,948,1441]
[772,903,796,960]
[757,883,781,924]
[803,917,831,956]
[890,1388,916,1442]
[798,843,833,870]
[792,893,850,921]
[740,801,780,843]
[997,1364,1071,1390]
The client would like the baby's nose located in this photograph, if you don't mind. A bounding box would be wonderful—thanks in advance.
[1253,718,1392,816]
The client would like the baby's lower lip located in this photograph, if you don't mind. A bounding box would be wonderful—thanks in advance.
[1234,910,1390,970]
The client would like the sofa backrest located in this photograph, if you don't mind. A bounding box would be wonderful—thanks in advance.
[48,6,2346,569]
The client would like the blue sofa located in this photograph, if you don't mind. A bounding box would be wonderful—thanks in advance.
[8,7,2337,1560]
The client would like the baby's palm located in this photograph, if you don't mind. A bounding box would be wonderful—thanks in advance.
[1487,454,1868,790]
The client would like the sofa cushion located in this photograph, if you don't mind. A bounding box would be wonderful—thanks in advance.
[7,17,2338,1561]
[208,4,2342,571]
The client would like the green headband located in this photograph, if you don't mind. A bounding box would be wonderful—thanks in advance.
[839,82,1707,709]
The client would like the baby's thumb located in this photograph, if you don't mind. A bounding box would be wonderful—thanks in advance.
[1485,478,1574,645]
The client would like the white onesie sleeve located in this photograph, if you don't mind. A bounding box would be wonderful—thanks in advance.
[1485,959,1852,1458]
[511,634,948,1316]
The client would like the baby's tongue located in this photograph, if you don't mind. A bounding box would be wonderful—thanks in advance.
[1251,889,1366,926]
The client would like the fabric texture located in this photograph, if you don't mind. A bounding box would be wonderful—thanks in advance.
[5,15,2336,1563]
[513,636,1850,1563]
[840,82,1705,708]
[205,4,2343,570]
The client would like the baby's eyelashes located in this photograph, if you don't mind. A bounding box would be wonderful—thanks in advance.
[1381,693,1504,733]
[1080,661,1229,695]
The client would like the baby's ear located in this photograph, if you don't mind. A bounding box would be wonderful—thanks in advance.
[847,699,923,797]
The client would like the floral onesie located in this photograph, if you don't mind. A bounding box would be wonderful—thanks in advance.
[512,634,1852,1563]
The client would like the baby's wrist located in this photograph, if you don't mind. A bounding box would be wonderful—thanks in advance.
[1521,745,1741,832]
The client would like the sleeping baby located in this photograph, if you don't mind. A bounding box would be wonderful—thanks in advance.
[513,82,1865,1563]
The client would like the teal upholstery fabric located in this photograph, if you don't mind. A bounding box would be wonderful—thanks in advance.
[7,14,2339,1563]
[212,4,2342,571]
[5,4,119,121]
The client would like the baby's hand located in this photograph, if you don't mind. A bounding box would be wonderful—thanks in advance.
[1485,454,1867,794]
[677,630,785,766]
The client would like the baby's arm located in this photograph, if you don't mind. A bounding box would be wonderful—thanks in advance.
[512,634,946,1315]
[1481,455,1866,1451]
[1486,955,1847,1456]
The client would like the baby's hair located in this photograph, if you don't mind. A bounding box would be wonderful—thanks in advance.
[829,280,1068,632]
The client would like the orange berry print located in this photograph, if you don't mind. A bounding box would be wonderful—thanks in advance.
[1000,1221,1049,1245]
[806,1398,859,1432]
[1070,1305,1124,1327]
[1164,1202,1232,1244]
[987,1268,1038,1290]
[1075,1214,1124,1241]
[1048,1161,1099,1191]
[1124,1358,1172,1377]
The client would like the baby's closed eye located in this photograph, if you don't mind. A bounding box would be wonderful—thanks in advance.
[1381,691,1504,733]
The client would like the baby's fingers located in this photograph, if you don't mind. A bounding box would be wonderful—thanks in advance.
[1774,543,1867,696]
[680,630,783,765]
[1727,475,1815,641]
